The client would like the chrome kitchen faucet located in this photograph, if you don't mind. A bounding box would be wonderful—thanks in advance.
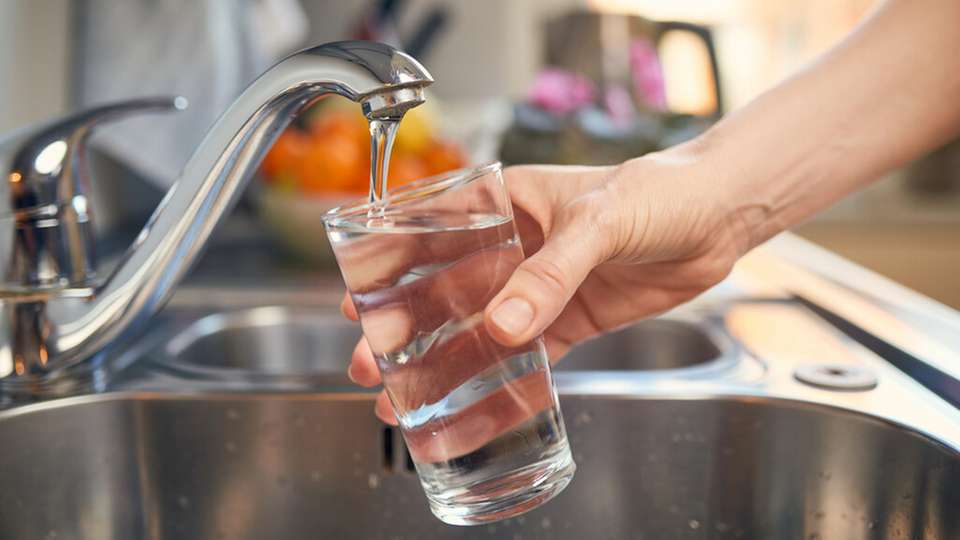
[0,41,432,397]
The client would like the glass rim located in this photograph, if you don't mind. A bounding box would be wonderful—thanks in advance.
[322,161,502,224]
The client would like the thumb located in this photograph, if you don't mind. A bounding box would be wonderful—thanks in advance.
[484,206,609,347]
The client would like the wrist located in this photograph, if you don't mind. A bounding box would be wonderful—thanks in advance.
[678,130,779,257]
[603,140,741,264]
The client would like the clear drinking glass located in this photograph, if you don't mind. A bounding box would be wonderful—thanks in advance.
[323,162,575,525]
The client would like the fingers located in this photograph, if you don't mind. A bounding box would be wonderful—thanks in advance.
[348,337,381,387]
[347,337,397,425]
[346,334,397,425]
[340,293,359,321]
[484,195,611,347]
[375,390,399,425]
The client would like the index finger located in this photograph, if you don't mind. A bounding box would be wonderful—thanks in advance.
[341,292,359,321]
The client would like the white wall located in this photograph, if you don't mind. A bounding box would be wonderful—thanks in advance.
[0,0,70,133]
[1,0,584,130]
[299,0,582,100]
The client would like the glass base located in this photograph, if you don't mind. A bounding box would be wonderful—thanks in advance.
[426,446,576,526]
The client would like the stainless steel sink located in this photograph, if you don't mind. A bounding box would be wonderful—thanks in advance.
[149,306,735,381]
[0,393,956,539]
[3,295,957,538]
[157,307,360,383]
[555,317,734,373]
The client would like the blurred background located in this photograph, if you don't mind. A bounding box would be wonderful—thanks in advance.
[0,0,957,307]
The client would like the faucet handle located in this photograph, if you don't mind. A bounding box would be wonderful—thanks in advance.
[0,97,187,289]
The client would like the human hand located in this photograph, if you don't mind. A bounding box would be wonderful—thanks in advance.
[344,146,746,424]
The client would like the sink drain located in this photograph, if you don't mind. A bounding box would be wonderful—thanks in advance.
[794,363,878,391]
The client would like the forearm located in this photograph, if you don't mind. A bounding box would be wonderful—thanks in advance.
[691,0,960,253]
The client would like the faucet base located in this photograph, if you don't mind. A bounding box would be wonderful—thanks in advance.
[0,357,108,405]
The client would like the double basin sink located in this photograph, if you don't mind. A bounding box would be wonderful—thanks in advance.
[1,296,958,538]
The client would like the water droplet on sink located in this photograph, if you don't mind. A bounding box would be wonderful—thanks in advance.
[671,434,682,443]
[868,521,876,529]
[715,522,730,532]
[541,517,551,529]
[516,516,526,525]
[225,441,237,453]
[226,409,240,420]
[45,531,57,540]
[177,496,190,509]
[573,411,592,425]
[486,525,497,535]
[352,452,362,462]
[688,519,700,530]
[310,470,322,482]
[368,473,380,489]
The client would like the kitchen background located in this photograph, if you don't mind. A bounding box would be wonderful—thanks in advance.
[1,0,957,307]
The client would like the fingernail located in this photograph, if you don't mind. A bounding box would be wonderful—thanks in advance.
[347,363,357,383]
[491,298,534,337]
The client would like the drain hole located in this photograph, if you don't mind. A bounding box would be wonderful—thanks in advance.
[382,426,395,472]
[795,363,878,391]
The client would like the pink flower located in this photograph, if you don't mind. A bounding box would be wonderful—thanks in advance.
[630,39,667,110]
[604,85,637,128]
[528,68,597,115]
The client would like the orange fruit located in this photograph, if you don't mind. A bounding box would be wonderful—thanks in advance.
[260,129,309,180]
[308,109,368,146]
[297,133,366,194]
[387,153,429,187]
[423,139,466,176]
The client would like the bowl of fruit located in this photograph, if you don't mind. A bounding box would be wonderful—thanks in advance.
[258,97,466,265]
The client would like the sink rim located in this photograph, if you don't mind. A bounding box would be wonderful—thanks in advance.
[151,306,356,383]
[154,305,749,380]
[3,389,958,457]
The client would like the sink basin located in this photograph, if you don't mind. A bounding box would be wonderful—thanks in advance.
[154,307,733,379]
[555,318,730,372]
[155,307,360,382]
[0,393,956,539]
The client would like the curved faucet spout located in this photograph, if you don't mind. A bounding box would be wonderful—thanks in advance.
[34,41,432,382]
